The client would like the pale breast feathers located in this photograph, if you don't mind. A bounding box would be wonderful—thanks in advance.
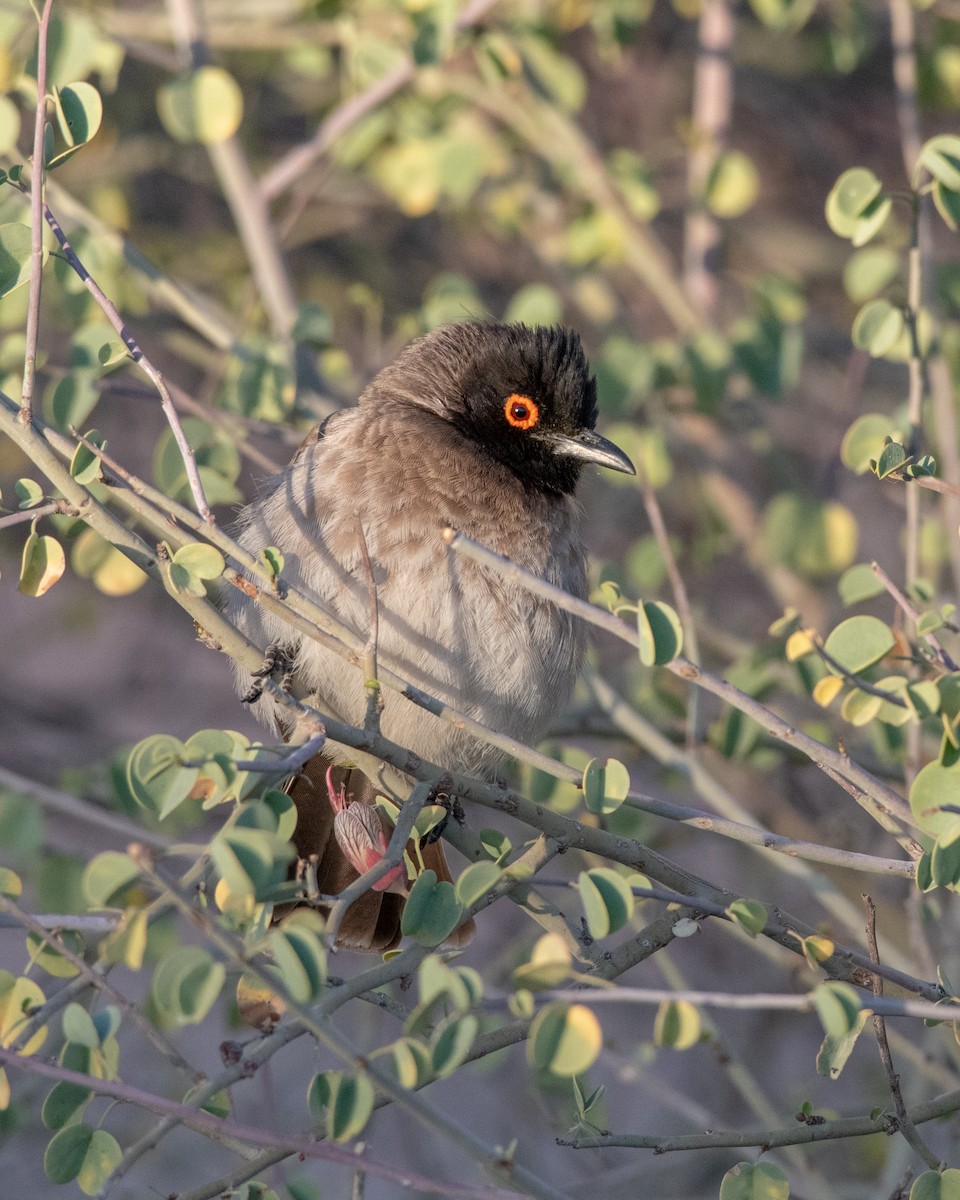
[226,406,587,773]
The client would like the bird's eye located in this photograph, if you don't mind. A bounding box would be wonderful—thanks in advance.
[503,393,540,430]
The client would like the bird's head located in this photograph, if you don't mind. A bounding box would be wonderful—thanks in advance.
[373,322,636,497]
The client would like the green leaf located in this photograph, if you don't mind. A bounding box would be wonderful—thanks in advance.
[309,1072,375,1143]
[636,599,683,665]
[19,532,66,597]
[157,67,244,144]
[42,1079,92,1130]
[0,971,47,1054]
[838,563,885,606]
[875,439,907,479]
[172,542,225,579]
[919,135,960,189]
[852,299,904,357]
[822,615,895,675]
[816,1005,871,1079]
[719,1161,790,1200]
[259,546,284,577]
[77,1129,122,1196]
[48,82,103,168]
[825,168,883,234]
[527,1003,602,1076]
[705,150,759,218]
[152,947,225,1027]
[726,898,767,936]
[813,981,864,1038]
[511,933,573,991]
[578,868,634,938]
[44,1122,94,1185]
[504,283,563,326]
[930,820,960,889]
[910,762,960,836]
[82,851,140,908]
[582,757,631,815]
[169,542,226,597]
[126,734,197,818]
[15,478,45,508]
[455,861,502,908]
[267,916,326,1002]
[0,869,22,900]
[431,1013,479,1078]
[653,999,701,1049]
[0,223,45,298]
[401,870,464,947]
[933,181,960,231]
[369,1037,432,1088]
[910,1169,960,1200]
[843,246,900,304]
[69,429,105,485]
[841,413,901,474]
[62,1003,99,1049]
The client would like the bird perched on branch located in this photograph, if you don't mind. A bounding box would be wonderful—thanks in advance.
[227,321,634,951]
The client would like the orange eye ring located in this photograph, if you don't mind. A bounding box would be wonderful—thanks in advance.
[504,393,540,430]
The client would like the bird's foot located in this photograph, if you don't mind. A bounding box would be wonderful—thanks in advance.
[241,642,295,704]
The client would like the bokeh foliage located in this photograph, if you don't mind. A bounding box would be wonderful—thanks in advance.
[3,1,960,1199]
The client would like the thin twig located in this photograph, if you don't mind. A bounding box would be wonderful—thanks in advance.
[164,0,298,339]
[40,202,214,521]
[864,895,942,1170]
[0,1047,530,1200]
[564,1083,960,1151]
[442,528,916,832]
[638,479,702,745]
[0,500,68,528]
[259,0,501,202]
[19,0,55,426]
[0,764,173,851]
[871,559,959,671]
[323,780,432,945]
[0,895,200,1077]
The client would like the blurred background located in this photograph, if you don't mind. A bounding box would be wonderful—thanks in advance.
[2,0,959,1196]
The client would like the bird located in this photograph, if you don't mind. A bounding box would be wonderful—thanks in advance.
[226,321,635,951]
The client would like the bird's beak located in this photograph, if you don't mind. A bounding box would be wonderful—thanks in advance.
[544,428,636,476]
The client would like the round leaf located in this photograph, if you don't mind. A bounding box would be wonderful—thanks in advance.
[636,600,683,665]
[82,851,140,908]
[126,734,197,818]
[578,868,634,939]
[44,1122,94,1185]
[401,870,465,947]
[0,223,45,298]
[910,1169,960,1200]
[19,532,66,597]
[841,413,901,474]
[726,898,767,936]
[527,1003,602,1076]
[326,1073,375,1143]
[582,757,631,814]
[431,1013,479,1078]
[0,972,47,1054]
[268,924,327,1002]
[852,299,904,357]
[455,861,502,908]
[825,168,883,235]
[653,999,701,1049]
[822,615,894,675]
[157,67,243,144]
[911,762,960,837]
[719,1161,790,1200]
